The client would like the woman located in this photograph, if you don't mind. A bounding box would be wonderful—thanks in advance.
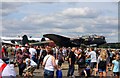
[77,52,86,76]
[96,49,108,78]
[16,49,26,76]
[57,48,64,66]
[42,46,57,78]
[23,48,30,59]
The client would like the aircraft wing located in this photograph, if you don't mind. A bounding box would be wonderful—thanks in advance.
[43,34,72,47]
[2,40,15,46]
[30,40,53,46]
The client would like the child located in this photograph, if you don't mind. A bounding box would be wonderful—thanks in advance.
[56,62,62,78]
[111,54,119,78]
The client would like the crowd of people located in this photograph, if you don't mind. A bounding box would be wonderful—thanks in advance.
[1,44,120,78]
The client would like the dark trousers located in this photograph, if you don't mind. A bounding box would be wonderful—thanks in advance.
[44,69,54,78]
[67,64,74,76]
[18,63,26,76]
[37,59,40,69]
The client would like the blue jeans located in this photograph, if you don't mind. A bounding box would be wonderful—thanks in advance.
[44,69,54,78]
[32,55,37,63]
[67,64,74,76]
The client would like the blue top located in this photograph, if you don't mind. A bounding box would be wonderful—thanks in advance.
[56,69,62,78]
[112,60,119,72]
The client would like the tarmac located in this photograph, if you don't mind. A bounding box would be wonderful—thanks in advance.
[15,61,112,77]
[7,55,113,77]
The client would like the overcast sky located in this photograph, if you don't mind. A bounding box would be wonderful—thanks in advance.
[1,1,119,43]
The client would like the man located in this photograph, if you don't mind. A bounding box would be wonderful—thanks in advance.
[24,58,37,76]
[67,47,76,77]
[87,47,97,76]
[0,59,16,78]
[29,45,37,63]
[38,46,47,68]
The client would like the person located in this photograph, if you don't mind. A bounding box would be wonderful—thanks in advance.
[108,49,113,71]
[62,47,67,60]
[111,54,119,78]
[67,47,76,77]
[39,46,47,68]
[96,49,108,78]
[2,46,6,58]
[57,49,64,67]
[6,45,14,59]
[23,48,30,59]
[16,49,26,76]
[35,46,40,69]
[87,47,97,76]
[80,65,91,77]
[77,52,86,76]
[42,46,57,78]
[0,59,16,78]
[85,48,91,65]
[24,58,37,77]
[56,63,62,78]
[29,45,37,63]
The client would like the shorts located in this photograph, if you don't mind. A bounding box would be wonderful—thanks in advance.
[98,68,106,72]
[90,62,97,69]
[24,66,36,73]
[44,69,54,78]
[113,72,119,76]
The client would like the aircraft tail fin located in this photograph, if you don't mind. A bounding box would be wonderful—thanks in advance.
[22,35,29,46]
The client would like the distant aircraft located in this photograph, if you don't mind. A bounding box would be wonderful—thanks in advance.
[1,35,49,46]
[43,34,106,47]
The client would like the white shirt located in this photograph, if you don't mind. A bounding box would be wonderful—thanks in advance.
[89,51,97,62]
[0,63,16,77]
[43,55,54,71]
[21,47,25,52]
[26,58,37,67]
[29,48,37,56]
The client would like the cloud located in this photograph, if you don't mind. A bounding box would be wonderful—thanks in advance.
[95,16,118,26]
[22,15,56,25]
[20,7,100,30]
[1,2,118,42]
[1,0,59,2]
[1,2,24,16]
[2,10,117,34]
[2,0,119,2]
[61,7,99,18]
[2,13,117,36]
[1,9,17,16]
[22,14,80,29]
